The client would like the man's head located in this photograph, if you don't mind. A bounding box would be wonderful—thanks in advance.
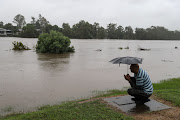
[130,64,139,74]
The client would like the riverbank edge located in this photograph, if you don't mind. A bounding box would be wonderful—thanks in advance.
[1,77,180,120]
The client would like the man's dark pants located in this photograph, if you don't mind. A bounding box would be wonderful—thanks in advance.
[128,77,151,100]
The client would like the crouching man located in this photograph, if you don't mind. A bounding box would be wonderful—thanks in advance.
[124,64,153,104]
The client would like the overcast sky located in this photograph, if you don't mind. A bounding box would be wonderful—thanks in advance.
[1,0,180,30]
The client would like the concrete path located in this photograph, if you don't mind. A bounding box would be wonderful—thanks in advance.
[104,95,171,114]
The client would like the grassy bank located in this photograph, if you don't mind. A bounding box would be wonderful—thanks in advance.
[153,77,180,106]
[1,78,180,120]
[0,100,134,120]
[0,90,133,120]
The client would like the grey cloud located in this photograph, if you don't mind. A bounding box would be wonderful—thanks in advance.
[0,0,180,30]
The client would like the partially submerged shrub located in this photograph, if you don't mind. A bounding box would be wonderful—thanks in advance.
[118,46,129,50]
[138,48,150,51]
[118,47,123,50]
[124,46,129,49]
[36,31,75,53]
[12,41,30,50]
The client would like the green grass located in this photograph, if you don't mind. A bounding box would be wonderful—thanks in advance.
[0,100,133,120]
[1,78,180,120]
[153,77,180,106]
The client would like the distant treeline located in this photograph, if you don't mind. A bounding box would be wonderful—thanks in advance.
[1,14,180,40]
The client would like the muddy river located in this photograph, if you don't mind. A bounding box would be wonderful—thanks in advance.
[0,37,180,115]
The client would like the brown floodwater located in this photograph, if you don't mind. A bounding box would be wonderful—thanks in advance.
[0,37,180,115]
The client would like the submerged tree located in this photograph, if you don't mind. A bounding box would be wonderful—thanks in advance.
[12,41,30,50]
[36,31,75,53]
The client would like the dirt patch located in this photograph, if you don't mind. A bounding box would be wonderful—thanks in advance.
[102,95,180,120]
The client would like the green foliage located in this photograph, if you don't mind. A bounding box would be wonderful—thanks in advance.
[4,23,14,30]
[43,24,62,34]
[124,26,134,39]
[155,89,180,106]
[0,21,3,28]
[116,25,124,39]
[107,23,117,39]
[72,20,95,39]
[135,26,180,40]
[96,26,106,39]
[62,23,72,38]
[37,14,49,33]
[36,31,75,53]
[2,14,180,39]
[20,24,39,38]
[1,100,133,120]
[153,78,180,90]
[30,14,50,33]
[135,28,147,40]
[3,23,18,34]
[12,41,30,50]
[153,78,180,106]
[13,14,26,29]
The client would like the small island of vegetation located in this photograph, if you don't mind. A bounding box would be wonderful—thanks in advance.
[36,31,75,53]
[12,41,30,50]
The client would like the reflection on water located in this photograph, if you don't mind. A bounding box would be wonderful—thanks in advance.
[37,53,71,71]
[0,37,180,115]
[128,104,150,114]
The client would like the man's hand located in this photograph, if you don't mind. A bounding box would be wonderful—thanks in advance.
[124,74,131,81]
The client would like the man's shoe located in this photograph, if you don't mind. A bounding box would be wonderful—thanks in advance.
[144,98,150,102]
[135,99,150,104]
[131,97,139,101]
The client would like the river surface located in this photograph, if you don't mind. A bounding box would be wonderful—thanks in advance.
[0,37,180,115]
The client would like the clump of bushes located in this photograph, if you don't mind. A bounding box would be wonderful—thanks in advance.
[124,46,129,49]
[118,46,129,50]
[12,41,30,50]
[36,31,75,53]
[118,47,123,50]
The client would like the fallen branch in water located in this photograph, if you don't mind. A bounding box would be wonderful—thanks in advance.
[12,41,31,50]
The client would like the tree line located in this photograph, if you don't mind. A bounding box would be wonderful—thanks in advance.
[1,14,180,40]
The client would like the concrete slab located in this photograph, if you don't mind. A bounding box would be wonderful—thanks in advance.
[104,95,171,114]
